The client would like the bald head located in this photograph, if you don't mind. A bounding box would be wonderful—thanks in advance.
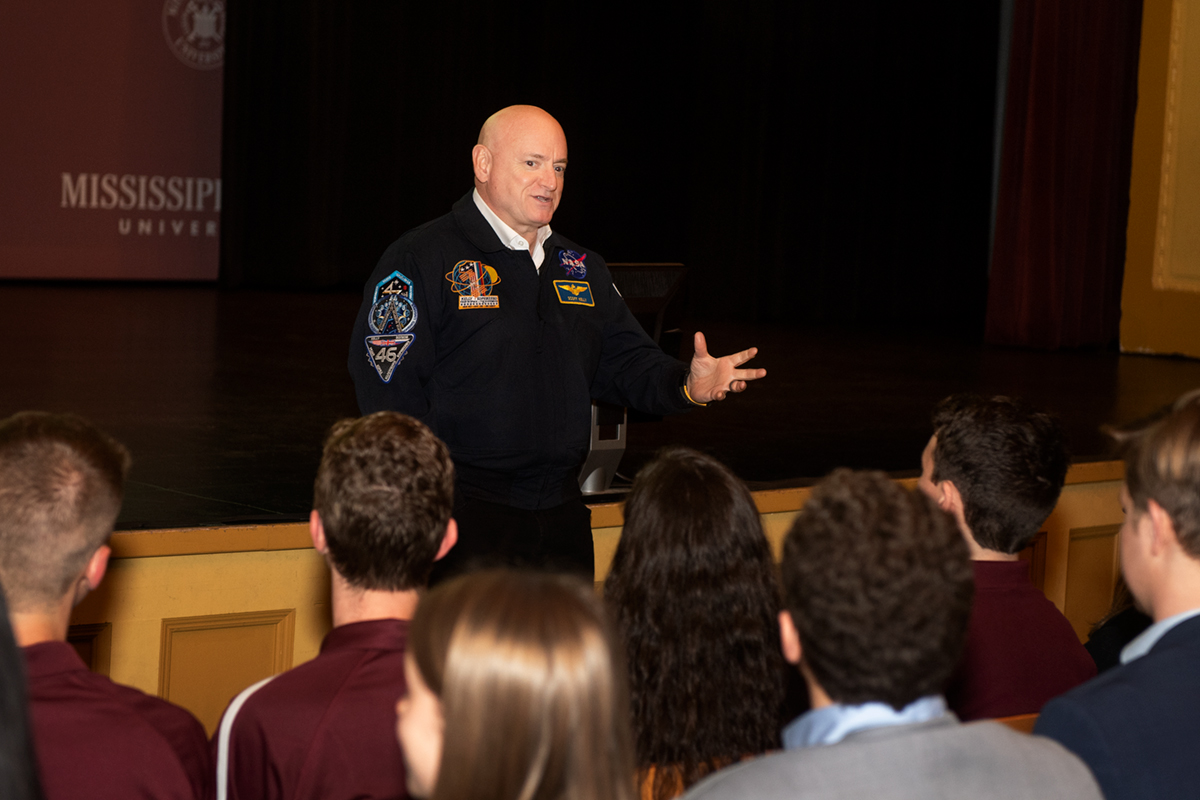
[477,105,563,149]
[472,106,568,243]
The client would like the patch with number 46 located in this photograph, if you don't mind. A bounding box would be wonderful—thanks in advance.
[366,270,418,382]
[366,334,414,382]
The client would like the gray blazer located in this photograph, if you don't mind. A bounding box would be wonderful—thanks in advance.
[682,717,1101,800]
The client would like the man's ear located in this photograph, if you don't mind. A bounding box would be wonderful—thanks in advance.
[778,610,803,665]
[1146,500,1178,557]
[72,544,111,607]
[434,518,458,562]
[938,479,962,515]
[309,510,328,555]
[472,144,491,184]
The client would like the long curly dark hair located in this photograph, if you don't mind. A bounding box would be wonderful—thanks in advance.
[604,447,783,799]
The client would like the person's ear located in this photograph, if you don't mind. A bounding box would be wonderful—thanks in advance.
[434,519,458,562]
[938,480,962,515]
[472,144,491,184]
[72,544,110,607]
[309,510,328,555]
[1147,500,1178,557]
[778,610,803,665]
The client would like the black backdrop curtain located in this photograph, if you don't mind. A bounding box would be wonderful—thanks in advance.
[221,2,1000,333]
[985,0,1143,349]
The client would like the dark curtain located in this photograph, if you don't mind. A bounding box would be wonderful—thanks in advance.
[221,2,1000,335]
[985,0,1143,349]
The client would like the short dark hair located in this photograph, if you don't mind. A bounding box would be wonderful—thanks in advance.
[931,394,1069,553]
[781,469,973,710]
[313,412,453,591]
[0,412,131,611]
[604,447,782,796]
[1116,389,1200,558]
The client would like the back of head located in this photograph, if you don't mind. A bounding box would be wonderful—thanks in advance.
[411,570,634,800]
[932,394,1069,553]
[0,412,130,612]
[782,469,973,710]
[604,447,781,784]
[313,412,453,590]
[1117,389,1200,558]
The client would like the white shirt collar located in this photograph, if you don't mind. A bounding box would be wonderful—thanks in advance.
[472,188,552,270]
[1120,606,1200,664]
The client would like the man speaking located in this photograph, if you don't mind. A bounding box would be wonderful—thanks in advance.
[349,105,764,581]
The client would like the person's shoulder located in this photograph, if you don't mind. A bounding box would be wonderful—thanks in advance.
[685,721,1101,800]
[549,233,605,266]
[101,675,208,743]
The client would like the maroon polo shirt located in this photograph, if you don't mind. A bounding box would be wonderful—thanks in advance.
[216,618,410,800]
[946,560,1097,721]
[24,640,212,800]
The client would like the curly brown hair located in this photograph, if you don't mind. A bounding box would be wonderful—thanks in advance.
[781,469,973,709]
[604,447,783,798]
[313,412,453,590]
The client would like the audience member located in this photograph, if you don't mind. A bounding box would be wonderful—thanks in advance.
[918,394,1095,719]
[214,412,457,800]
[683,469,1102,800]
[0,411,210,800]
[1083,575,1151,674]
[0,585,44,800]
[397,570,635,800]
[1036,390,1200,799]
[604,447,785,799]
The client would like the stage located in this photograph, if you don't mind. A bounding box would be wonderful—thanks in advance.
[3,282,1198,532]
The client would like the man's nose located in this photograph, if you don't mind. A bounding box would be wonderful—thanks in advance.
[539,165,558,190]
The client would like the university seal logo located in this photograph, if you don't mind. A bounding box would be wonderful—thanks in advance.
[162,0,226,71]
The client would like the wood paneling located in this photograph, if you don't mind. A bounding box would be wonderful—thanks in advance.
[67,623,112,675]
[1064,524,1123,641]
[159,609,295,736]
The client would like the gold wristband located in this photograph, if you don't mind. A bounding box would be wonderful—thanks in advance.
[682,383,708,407]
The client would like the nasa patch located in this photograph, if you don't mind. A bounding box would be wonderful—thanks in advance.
[553,280,594,307]
[558,249,587,278]
[366,270,418,382]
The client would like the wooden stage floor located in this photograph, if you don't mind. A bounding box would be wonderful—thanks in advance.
[3,283,1199,531]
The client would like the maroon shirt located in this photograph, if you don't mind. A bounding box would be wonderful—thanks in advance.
[216,618,409,800]
[24,641,212,800]
[947,560,1097,721]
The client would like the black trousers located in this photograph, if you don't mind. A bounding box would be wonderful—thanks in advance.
[428,494,595,586]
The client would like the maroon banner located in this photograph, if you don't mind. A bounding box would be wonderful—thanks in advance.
[0,2,224,280]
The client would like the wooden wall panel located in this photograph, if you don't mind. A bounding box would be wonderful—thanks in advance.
[1063,525,1122,641]
[159,609,295,735]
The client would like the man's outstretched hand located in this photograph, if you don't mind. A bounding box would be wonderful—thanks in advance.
[685,331,766,404]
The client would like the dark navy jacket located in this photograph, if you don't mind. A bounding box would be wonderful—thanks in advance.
[1034,614,1200,800]
[350,193,691,509]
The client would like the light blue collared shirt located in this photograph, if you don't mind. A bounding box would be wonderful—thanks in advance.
[782,695,949,749]
[1120,606,1200,664]
[472,188,552,270]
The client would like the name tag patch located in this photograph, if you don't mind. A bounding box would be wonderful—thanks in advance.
[446,260,500,309]
[553,280,594,307]
[366,270,418,383]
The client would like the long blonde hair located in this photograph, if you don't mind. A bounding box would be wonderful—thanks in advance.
[410,570,636,800]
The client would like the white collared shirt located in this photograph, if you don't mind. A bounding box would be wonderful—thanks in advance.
[1120,606,1200,664]
[472,188,552,271]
